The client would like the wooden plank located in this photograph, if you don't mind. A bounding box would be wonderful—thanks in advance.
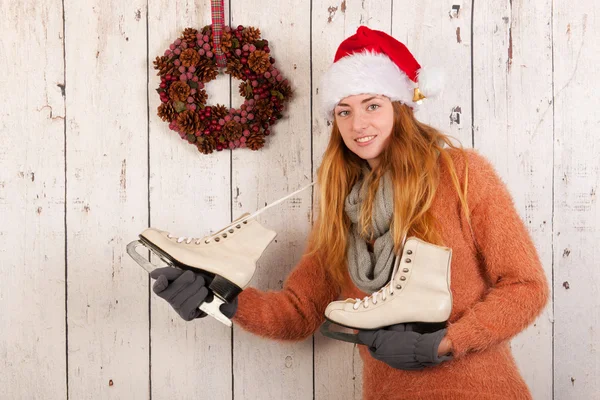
[312,2,391,399]
[553,3,600,398]
[393,0,473,147]
[0,0,66,397]
[64,2,150,398]
[230,1,313,398]
[147,1,233,398]
[472,2,554,398]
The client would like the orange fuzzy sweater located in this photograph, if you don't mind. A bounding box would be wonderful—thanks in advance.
[233,148,549,400]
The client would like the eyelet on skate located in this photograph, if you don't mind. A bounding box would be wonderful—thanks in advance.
[400,276,406,281]
[228,229,234,233]
[243,221,247,224]
[215,237,220,242]
[407,249,413,255]
[396,284,402,289]
[405,258,412,263]
[236,224,241,229]
[403,268,409,273]
[205,239,210,244]
[222,233,227,238]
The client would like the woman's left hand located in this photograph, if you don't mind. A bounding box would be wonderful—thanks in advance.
[437,336,453,357]
[357,323,453,371]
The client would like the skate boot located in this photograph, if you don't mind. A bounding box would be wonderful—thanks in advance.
[127,212,276,326]
[127,182,315,326]
[321,237,452,344]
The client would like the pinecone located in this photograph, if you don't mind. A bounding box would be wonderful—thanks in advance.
[248,50,271,74]
[197,135,217,154]
[154,55,176,76]
[255,99,274,119]
[274,81,292,100]
[169,81,191,102]
[182,28,199,44]
[212,104,229,120]
[177,110,203,134]
[193,89,208,105]
[180,48,201,68]
[238,82,253,99]
[220,31,233,53]
[226,58,245,80]
[157,102,177,122]
[242,27,261,43]
[222,120,243,143]
[196,60,219,83]
[246,133,265,150]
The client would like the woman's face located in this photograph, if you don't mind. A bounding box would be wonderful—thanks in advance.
[334,94,394,169]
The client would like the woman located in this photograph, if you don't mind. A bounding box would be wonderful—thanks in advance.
[150,26,549,399]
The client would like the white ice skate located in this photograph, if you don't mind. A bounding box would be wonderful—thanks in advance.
[127,182,314,327]
[321,236,452,344]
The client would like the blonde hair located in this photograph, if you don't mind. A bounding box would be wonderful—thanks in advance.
[306,102,471,289]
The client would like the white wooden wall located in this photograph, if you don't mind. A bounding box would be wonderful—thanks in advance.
[1,0,598,399]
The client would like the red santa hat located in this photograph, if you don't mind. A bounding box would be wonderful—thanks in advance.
[320,26,444,118]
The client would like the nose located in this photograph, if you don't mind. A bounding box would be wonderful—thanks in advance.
[351,110,368,133]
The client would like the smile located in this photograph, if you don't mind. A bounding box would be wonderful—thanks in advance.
[355,135,376,145]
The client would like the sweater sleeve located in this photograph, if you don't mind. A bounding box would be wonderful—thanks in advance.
[446,150,550,358]
[231,250,340,341]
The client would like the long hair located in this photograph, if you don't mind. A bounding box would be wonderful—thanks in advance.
[306,102,471,289]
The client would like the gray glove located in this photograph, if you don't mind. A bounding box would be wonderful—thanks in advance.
[149,267,238,322]
[357,323,452,371]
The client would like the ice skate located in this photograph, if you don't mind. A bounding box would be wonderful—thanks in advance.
[127,182,315,326]
[321,237,452,344]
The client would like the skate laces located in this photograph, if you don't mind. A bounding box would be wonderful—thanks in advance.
[353,256,401,309]
[352,233,408,310]
[167,182,315,245]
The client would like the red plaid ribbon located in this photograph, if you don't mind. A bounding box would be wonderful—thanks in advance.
[211,0,227,68]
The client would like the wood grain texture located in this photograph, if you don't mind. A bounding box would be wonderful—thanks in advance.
[65,1,150,398]
[553,3,600,398]
[146,1,233,399]
[393,0,473,147]
[230,1,314,399]
[473,2,554,398]
[0,0,66,397]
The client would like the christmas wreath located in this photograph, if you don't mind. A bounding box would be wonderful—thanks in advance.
[153,25,292,154]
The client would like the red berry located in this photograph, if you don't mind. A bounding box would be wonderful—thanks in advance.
[204,129,210,135]
[241,58,247,64]
[166,74,172,80]
[237,25,244,31]
[265,129,270,136]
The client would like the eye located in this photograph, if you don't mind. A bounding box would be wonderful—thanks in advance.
[337,110,349,117]
[368,104,380,111]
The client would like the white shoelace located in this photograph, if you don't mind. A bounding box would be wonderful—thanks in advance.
[352,233,408,310]
[167,182,316,244]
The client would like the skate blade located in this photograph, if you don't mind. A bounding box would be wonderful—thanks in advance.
[199,297,232,327]
[320,320,364,345]
[126,240,172,273]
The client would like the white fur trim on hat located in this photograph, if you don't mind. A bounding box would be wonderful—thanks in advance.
[319,50,417,119]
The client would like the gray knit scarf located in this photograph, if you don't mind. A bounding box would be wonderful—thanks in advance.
[345,167,396,293]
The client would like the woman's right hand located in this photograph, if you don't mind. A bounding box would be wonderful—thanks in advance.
[149,267,238,322]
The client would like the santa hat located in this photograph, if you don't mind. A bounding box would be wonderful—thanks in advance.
[320,26,444,118]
